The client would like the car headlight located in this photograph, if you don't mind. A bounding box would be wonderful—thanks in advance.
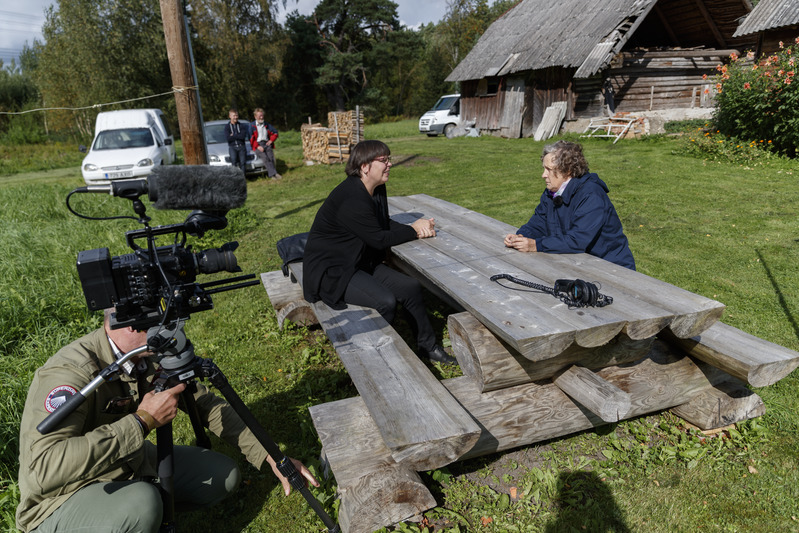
[209,155,221,163]
[136,158,154,167]
[83,163,99,172]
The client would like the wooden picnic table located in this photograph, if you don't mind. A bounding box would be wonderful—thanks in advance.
[262,194,799,533]
[387,194,726,361]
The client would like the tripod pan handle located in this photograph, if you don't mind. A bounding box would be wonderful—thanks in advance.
[37,392,87,434]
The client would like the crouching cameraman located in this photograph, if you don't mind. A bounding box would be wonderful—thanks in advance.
[16,309,318,532]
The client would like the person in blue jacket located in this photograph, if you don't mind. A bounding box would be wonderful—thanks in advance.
[504,140,635,270]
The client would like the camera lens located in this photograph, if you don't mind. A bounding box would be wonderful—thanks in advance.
[197,248,238,274]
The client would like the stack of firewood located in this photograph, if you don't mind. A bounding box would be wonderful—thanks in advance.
[301,109,364,164]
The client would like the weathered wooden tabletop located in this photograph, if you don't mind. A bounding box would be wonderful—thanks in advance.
[388,194,725,362]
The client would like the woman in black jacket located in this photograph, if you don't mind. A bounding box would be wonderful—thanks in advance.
[302,140,455,364]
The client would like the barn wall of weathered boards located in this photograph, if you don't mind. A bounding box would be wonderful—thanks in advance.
[448,0,758,138]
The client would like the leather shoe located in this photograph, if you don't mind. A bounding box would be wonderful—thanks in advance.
[420,345,458,365]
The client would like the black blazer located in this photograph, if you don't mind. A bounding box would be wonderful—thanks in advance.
[302,175,416,308]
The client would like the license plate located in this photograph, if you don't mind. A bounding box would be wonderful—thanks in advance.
[105,171,134,179]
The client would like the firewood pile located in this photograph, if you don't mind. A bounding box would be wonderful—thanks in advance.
[301,110,364,164]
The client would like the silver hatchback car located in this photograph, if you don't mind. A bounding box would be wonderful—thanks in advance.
[204,119,266,176]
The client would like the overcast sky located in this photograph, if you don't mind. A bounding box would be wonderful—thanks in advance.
[0,0,450,66]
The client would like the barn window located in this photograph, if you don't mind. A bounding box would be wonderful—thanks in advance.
[477,77,501,96]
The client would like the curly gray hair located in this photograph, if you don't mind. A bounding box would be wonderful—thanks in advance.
[541,141,589,179]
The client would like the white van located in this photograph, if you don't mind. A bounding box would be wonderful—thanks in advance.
[82,109,175,185]
[418,94,461,137]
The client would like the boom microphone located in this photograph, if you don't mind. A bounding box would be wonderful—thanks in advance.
[79,165,247,211]
[149,165,247,211]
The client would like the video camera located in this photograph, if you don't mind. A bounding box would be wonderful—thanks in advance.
[67,165,259,330]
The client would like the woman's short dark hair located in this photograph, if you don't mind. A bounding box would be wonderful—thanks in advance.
[541,141,589,179]
[346,140,390,176]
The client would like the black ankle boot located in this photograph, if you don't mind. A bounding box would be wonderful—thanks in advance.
[419,345,458,365]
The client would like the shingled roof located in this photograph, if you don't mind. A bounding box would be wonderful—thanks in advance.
[733,0,799,37]
[446,0,659,82]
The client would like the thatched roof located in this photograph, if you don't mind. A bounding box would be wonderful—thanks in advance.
[733,0,799,37]
[446,0,659,82]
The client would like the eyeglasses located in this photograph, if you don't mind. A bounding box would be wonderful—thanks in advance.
[373,156,392,164]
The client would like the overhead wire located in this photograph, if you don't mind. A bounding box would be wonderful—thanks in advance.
[0,86,199,116]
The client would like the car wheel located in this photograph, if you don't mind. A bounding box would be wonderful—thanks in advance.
[443,124,455,137]
[426,133,438,137]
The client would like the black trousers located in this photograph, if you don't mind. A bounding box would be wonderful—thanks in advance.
[343,264,436,352]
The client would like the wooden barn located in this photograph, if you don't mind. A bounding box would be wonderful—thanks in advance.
[445,0,758,138]
[733,0,799,56]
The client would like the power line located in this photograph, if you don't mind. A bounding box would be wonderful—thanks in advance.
[0,26,42,35]
[0,87,198,115]
[0,9,47,22]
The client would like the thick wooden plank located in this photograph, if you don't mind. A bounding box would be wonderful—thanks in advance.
[552,365,632,422]
[312,340,720,467]
[260,271,318,329]
[389,194,724,339]
[448,312,653,392]
[419,228,626,347]
[533,101,567,141]
[660,322,799,387]
[671,381,765,430]
[310,399,436,533]
[456,341,716,460]
[289,263,481,470]
[387,236,578,361]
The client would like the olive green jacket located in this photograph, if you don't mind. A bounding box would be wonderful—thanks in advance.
[16,328,269,532]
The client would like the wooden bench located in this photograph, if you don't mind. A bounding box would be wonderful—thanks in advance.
[284,263,480,471]
[260,271,317,329]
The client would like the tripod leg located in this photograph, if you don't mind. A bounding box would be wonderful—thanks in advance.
[156,423,177,533]
[180,386,212,449]
[201,360,340,533]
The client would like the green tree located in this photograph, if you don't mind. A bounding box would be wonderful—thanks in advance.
[0,62,37,112]
[367,27,426,118]
[0,60,44,143]
[407,22,459,115]
[30,0,172,135]
[189,0,288,121]
[311,0,401,111]
[276,11,329,127]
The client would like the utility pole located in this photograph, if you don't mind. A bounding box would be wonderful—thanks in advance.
[160,0,207,165]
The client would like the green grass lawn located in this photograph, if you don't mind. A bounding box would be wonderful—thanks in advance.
[2,121,799,532]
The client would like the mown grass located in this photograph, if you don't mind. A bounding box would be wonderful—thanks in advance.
[1,121,799,532]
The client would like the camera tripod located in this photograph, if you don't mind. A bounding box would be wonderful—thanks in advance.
[37,323,340,533]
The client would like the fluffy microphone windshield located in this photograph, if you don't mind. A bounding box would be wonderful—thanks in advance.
[149,165,247,211]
